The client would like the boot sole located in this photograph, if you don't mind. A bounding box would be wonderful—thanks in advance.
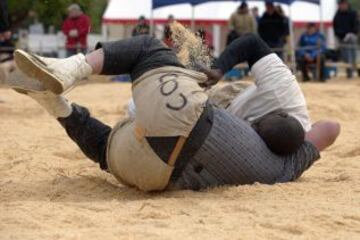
[14,50,64,94]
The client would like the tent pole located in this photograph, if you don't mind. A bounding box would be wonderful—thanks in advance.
[288,4,296,73]
[150,8,155,35]
[191,5,195,31]
[319,0,324,33]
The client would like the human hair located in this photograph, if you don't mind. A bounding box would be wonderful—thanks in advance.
[307,22,316,28]
[251,111,305,156]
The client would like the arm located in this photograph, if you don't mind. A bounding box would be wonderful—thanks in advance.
[62,20,70,36]
[333,13,342,39]
[305,121,341,152]
[351,11,359,34]
[252,16,258,34]
[282,17,290,37]
[279,120,342,182]
[298,35,306,57]
[257,18,265,39]
[229,14,235,30]
[77,15,91,37]
[315,34,326,57]
[250,16,256,34]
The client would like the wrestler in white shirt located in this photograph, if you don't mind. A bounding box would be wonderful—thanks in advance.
[226,53,311,132]
[205,33,340,153]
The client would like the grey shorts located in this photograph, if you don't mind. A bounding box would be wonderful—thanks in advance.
[171,108,320,190]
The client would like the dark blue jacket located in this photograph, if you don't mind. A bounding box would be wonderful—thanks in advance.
[333,9,359,40]
[298,31,326,59]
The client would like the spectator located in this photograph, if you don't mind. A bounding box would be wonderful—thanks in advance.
[333,0,359,79]
[0,0,13,61]
[62,4,91,57]
[163,15,175,48]
[251,7,260,25]
[0,0,10,41]
[229,2,256,36]
[0,0,12,56]
[297,23,326,82]
[227,2,256,45]
[0,0,14,103]
[258,1,288,59]
[132,16,150,37]
[197,28,214,50]
[275,5,290,45]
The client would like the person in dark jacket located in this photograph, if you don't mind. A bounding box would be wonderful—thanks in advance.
[258,1,288,59]
[132,16,150,37]
[0,0,10,41]
[333,0,359,79]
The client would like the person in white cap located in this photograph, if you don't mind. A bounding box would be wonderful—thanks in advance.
[62,3,90,57]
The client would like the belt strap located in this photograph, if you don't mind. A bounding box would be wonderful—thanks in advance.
[134,124,146,142]
[168,136,187,166]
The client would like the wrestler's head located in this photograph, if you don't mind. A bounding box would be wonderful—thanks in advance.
[251,110,305,156]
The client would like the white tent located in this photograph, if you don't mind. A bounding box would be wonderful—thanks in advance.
[102,0,337,57]
[103,0,337,25]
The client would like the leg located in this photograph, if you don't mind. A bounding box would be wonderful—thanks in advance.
[58,104,111,170]
[341,42,353,79]
[214,33,272,74]
[350,44,357,77]
[319,55,326,82]
[16,89,111,170]
[66,48,77,57]
[93,35,182,80]
[14,35,183,94]
[298,57,310,81]
[80,47,87,55]
[274,43,284,60]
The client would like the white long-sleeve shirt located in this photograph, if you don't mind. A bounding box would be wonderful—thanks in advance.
[226,53,312,132]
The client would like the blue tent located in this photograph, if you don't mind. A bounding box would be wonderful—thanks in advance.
[152,0,320,9]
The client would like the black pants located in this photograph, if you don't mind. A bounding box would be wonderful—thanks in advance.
[58,104,111,170]
[297,55,325,82]
[57,34,274,172]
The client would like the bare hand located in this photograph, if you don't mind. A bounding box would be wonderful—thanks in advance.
[304,54,313,62]
[199,69,223,88]
[193,62,223,88]
[69,29,79,37]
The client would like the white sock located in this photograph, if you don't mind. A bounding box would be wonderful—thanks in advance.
[27,91,72,118]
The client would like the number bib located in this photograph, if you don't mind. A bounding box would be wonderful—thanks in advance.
[133,67,208,138]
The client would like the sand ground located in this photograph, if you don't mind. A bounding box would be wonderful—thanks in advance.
[0,78,359,240]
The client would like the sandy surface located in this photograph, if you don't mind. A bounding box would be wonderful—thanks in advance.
[0,78,359,240]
